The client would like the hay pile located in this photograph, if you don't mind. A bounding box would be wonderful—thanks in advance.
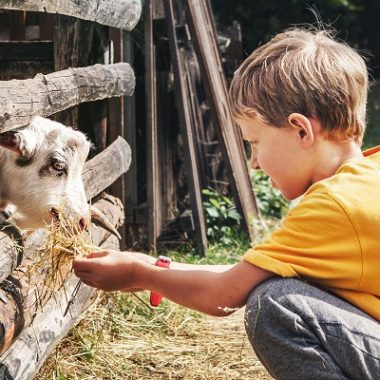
[33,217,274,379]
[36,291,272,379]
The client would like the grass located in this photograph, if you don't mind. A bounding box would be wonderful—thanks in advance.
[35,239,274,380]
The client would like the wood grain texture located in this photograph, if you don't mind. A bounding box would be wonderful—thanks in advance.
[0,62,135,132]
[0,0,142,30]
[185,0,259,239]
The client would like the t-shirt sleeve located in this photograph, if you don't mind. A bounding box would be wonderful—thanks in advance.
[244,187,363,288]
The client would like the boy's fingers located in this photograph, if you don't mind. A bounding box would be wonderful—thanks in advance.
[72,258,96,271]
[73,269,93,280]
[86,251,109,259]
[72,251,108,270]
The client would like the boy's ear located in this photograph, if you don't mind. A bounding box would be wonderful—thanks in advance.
[287,113,315,147]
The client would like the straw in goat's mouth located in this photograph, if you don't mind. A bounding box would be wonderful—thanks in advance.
[30,208,99,293]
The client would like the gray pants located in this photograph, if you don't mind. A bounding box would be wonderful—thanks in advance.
[245,278,380,379]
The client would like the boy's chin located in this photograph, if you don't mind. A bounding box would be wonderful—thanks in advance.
[271,179,304,200]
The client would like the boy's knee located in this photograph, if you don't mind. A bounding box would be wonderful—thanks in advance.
[244,277,303,346]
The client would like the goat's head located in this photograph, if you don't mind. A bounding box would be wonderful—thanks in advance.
[0,116,91,231]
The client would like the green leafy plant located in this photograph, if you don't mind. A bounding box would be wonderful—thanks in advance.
[250,170,289,219]
[202,187,248,245]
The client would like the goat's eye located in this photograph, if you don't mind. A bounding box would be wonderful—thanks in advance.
[51,160,66,172]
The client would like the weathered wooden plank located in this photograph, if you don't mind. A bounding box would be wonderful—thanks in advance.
[0,136,131,285]
[0,0,142,31]
[82,136,132,201]
[123,32,138,231]
[185,0,259,239]
[164,0,207,254]
[108,28,127,245]
[0,195,124,379]
[145,0,162,251]
[0,62,135,132]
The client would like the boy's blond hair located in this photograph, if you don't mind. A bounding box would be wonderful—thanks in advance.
[230,27,368,143]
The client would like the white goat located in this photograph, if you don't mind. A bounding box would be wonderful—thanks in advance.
[0,116,91,230]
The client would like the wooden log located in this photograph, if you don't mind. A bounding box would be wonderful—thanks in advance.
[0,136,131,285]
[0,0,142,31]
[0,194,124,378]
[0,62,135,132]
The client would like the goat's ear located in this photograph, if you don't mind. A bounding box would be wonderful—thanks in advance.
[0,131,23,154]
[0,131,37,157]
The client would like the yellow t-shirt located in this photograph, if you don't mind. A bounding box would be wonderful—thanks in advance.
[244,147,380,321]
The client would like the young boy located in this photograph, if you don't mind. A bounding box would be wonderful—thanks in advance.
[73,27,380,379]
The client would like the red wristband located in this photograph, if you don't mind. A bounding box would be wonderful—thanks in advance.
[149,255,171,307]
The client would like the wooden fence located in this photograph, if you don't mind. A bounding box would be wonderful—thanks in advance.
[0,0,258,377]
[0,1,141,378]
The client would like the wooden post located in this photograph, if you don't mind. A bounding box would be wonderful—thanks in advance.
[184,0,259,240]
[164,0,207,254]
[108,28,127,246]
[123,31,138,228]
[145,0,162,252]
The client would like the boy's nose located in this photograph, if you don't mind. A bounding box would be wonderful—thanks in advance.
[251,156,260,170]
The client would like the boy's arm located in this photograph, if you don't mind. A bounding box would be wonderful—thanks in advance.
[73,250,274,316]
[138,260,274,316]
[130,251,235,272]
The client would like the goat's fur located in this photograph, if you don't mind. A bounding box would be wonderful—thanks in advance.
[0,117,91,229]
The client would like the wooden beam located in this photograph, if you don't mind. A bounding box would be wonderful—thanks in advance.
[0,62,135,132]
[164,0,207,254]
[123,32,138,228]
[0,0,142,31]
[184,0,259,240]
[108,28,127,245]
[145,0,162,251]
[0,136,131,285]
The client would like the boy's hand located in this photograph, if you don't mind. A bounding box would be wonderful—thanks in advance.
[72,250,146,291]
